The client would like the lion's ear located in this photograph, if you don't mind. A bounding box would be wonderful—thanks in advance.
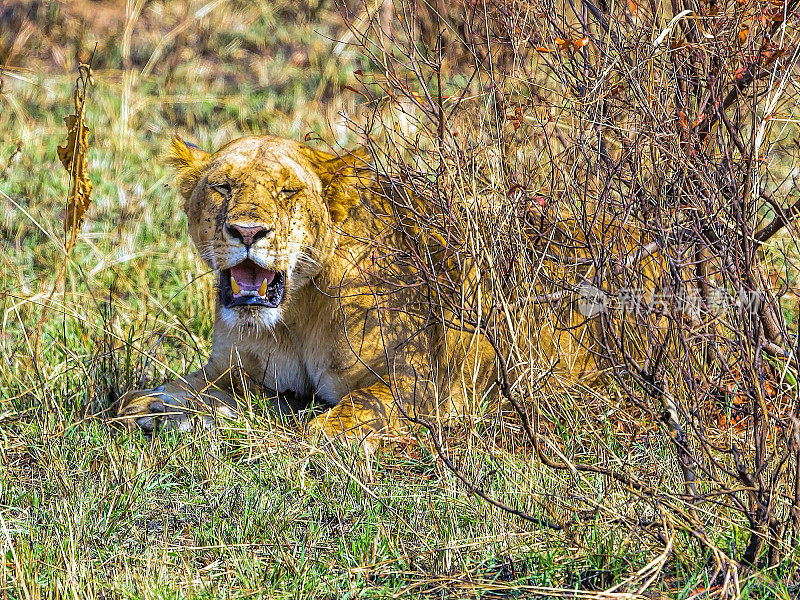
[300,146,370,186]
[167,135,210,198]
[299,147,339,189]
[299,146,370,222]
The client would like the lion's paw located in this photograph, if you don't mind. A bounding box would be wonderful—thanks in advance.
[117,387,210,434]
[306,406,382,455]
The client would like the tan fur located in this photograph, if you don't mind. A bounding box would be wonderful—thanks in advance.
[118,134,665,441]
[118,135,500,440]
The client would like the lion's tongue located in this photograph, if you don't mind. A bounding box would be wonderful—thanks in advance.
[230,261,275,296]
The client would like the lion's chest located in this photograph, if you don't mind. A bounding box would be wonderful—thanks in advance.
[213,325,350,405]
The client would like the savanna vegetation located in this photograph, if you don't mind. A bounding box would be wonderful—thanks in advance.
[2,0,800,597]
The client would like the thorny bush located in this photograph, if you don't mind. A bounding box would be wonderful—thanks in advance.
[340,0,800,589]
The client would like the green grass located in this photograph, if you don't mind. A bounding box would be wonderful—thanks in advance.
[0,3,589,597]
[1,419,562,598]
[1,0,799,598]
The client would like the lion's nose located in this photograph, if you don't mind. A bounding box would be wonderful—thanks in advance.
[225,223,273,248]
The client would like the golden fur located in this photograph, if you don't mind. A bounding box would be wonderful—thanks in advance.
[118,134,666,440]
[118,135,500,439]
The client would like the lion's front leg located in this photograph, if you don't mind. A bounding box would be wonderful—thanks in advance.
[117,367,238,434]
[308,382,403,443]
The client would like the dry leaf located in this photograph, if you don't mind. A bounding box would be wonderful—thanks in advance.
[555,38,572,51]
[691,113,706,128]
[57,113,93,238]
[738,25,749,45]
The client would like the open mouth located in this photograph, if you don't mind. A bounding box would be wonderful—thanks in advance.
[220,259,285,308]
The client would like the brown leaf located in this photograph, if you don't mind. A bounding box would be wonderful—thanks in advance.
[555,38,572,51]
[738,26,749,45]
[57,113,93,237]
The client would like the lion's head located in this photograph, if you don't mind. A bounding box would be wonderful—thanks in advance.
[168,135,356,330]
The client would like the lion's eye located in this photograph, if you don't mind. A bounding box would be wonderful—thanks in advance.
[209,181,232,196]
[280,188,301,199]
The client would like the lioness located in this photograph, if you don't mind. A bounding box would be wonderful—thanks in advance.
[119,135,503,439]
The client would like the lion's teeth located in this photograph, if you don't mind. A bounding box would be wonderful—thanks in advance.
[258,279,268,297]
[230,276,241,295]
